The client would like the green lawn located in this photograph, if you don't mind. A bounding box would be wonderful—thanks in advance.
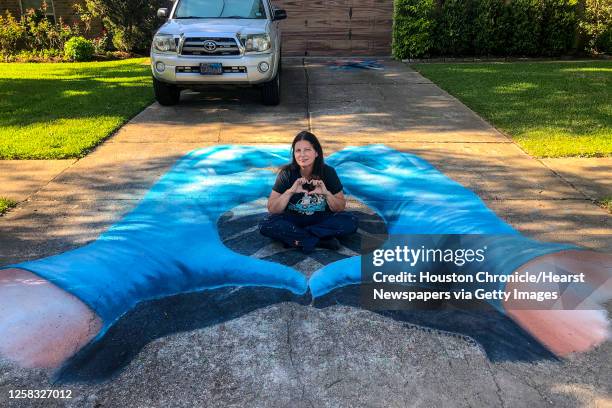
[0,197,17,215]
[0,58,154,159]
[598,196,612,213]
[411,61,612,158]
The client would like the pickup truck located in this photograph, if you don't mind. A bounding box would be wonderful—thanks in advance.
[151,0,286,105]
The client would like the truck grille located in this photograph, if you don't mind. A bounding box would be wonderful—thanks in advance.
[181,37,241,56]
[176,66,247,73]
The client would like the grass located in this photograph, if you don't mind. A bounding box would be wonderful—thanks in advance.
[0,197,17,215]
[0,58,154,159]
[598,196,612,213]
[411,61,612,158]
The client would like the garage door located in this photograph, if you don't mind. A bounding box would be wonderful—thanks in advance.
[273,0,393,56]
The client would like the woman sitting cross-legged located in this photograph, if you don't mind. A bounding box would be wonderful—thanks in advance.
[260,131,359,253]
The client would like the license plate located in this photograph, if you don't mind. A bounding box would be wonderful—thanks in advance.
[200,63,223,75]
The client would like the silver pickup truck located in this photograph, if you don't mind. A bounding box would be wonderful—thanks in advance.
[151,0,286,105]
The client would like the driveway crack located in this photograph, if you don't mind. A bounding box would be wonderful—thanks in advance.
[485,360,506,408]
[286,306,314,408]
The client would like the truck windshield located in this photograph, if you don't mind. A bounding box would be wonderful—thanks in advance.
[174,0,267,19]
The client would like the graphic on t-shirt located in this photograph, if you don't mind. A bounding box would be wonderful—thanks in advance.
[288,193,327,215]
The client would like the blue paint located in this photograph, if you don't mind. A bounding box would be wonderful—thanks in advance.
[311,145,574,307]
[327,59,385,71]
[2,145,574,335]
[5,145,307,336]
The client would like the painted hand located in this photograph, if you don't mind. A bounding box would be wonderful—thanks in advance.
[3,146,309,339]
[310,146,611,359]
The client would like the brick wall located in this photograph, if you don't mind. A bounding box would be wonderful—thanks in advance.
[0,0,21,17]
[52,0,80,24]
[52,0,104,36]
[0,0,81,22]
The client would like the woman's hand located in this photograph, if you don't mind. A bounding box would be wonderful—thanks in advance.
[308,180,345,211]
[289,177,308,194]
[268,178,308,214]
[310,179,347,211]
[309,179,330,196]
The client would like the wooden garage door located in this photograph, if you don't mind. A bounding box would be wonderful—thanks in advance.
[273,0,393,56]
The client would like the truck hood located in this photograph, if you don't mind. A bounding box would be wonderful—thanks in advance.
[157,19,269,36]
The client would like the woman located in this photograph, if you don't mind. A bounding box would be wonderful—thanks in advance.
[260,131,359,253]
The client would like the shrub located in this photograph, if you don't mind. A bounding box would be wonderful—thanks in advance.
[595,26,612,53]
[13,48,63,62]
[22,3,80,52]
[64,36,95,61]
[92,31,111,54]
[540,0,579,56]
[434,0,479,56]
[0,11,25,59]
[0,2,101,62]
[83,0,169,53]
[473,0,508,55]
[393,0,437,59]
[504,0,543,56]
[580,0,612,53]
[392,0,606,57]
[109,27,143,52]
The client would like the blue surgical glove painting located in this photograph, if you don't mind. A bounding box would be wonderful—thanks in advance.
[2,145,574,336]
[311,145,574,307]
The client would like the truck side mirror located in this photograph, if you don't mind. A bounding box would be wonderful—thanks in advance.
[273,9,287,21]
[157,8,168,18]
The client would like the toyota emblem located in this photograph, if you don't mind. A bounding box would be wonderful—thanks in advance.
[203,41,217,52]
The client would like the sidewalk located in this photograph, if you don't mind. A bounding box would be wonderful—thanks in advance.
[0,160,75,202]
[541,157,611,201]
[0,58,610,407]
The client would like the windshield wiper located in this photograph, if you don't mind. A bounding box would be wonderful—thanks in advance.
[174,15,248,19]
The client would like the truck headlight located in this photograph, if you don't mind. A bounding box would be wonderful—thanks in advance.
[240,34,271,53]
[152,34,177,53]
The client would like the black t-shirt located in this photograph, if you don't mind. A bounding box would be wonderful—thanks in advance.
[272,164,343,215]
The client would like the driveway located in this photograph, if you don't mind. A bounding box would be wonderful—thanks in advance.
[0,58,610,407]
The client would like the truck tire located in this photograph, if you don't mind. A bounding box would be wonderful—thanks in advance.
[261,69,280,106]
[153,77,180,106]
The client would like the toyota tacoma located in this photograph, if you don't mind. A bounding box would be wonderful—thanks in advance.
[151,0,286,105]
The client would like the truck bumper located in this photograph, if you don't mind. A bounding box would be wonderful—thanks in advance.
[151,52,277,86]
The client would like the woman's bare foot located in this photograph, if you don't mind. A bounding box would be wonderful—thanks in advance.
[504,250,612,357]
[0,268,102,368]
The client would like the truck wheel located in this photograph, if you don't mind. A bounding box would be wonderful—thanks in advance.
[153,77,180,106]
[261,70,280,106]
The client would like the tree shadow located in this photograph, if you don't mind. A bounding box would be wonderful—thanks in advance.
[0,61,154,159]
[0,57,608,386]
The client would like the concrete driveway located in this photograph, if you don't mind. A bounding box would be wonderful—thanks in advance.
[0,58,610,407]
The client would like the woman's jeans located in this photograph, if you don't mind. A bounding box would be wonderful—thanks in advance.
[259,211,359,251]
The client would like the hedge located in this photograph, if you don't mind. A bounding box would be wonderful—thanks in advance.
[392,0,611,59]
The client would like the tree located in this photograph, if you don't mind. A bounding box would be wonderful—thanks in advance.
[83,0,169,52]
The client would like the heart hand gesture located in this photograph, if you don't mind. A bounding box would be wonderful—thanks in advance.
[289,177,310,194]
[309,179,329,196]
